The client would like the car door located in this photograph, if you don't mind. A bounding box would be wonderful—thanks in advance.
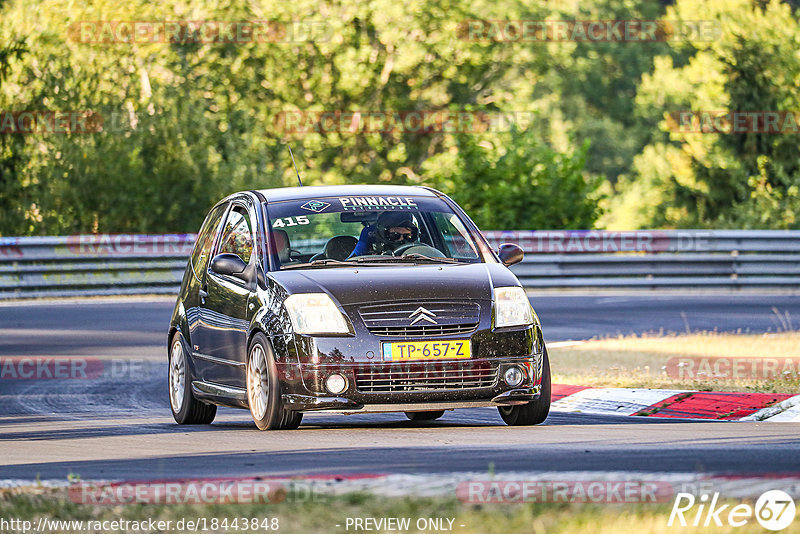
[193,201,257,388]
[186,202,228,355]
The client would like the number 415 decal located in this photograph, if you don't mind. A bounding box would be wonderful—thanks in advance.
[272,216,309,228]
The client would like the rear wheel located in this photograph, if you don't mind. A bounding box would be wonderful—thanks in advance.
[169,332,216,425]
[405,410,445,422]
[498,347,551,426]
[247,332,303,430]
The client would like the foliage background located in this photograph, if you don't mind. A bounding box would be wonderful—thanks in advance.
[0,0,797,234]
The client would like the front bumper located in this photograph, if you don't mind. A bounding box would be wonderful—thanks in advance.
[279,318,543,413]
[282,385,541,414]
[279,353,543,413]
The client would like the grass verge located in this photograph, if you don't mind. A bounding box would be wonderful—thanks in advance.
[0,489,753,534]
[550,331,800,393]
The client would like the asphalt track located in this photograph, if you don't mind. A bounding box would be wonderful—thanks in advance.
[1,294,799,481]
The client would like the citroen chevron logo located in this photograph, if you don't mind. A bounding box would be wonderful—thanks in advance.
[409,306,437,325]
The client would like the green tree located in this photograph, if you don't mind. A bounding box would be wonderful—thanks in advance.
[424,130,602,229]
[614,0,800,229]
[1,0,583,235]
[0,37,27,233]
[536,0,683,187]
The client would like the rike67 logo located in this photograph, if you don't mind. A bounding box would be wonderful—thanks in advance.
[668,490,796,531]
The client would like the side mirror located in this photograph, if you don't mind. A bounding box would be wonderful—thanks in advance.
[498,243,524,266]
[210,253,248,278]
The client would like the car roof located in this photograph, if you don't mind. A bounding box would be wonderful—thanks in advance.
[252,184,441,203]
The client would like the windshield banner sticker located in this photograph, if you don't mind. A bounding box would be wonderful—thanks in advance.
[299,200,330,212]
[339,196,418,211]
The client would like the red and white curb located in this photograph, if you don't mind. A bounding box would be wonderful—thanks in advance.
[741,395,800,422]
[551,384,800,422]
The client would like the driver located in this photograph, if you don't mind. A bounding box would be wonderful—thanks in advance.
[349,211,419,257]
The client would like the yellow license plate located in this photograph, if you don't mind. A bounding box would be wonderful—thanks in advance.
[381,340,471,362]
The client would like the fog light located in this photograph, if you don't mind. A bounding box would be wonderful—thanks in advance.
[504,366,524,387]
[325,373,347,394]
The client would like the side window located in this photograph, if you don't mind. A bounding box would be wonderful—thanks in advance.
[432,212,480,260]
[217,205,254,265]
[190,204,227,280]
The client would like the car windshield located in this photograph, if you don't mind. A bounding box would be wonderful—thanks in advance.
[263,195,488,270]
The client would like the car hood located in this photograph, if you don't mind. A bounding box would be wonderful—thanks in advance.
[269,262,520,305]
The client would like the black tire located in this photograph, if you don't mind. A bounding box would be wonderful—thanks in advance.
[246,332,302,430]
[169,332,216,425]
[405,410,445,421]
[498,346,551,426]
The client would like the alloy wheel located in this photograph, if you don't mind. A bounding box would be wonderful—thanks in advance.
[248,344,269,420]
[169,339,185,412]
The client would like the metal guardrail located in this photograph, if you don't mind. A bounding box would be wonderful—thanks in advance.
[0,234,194,299]
[482,230,800,288]
[1,230,799,298]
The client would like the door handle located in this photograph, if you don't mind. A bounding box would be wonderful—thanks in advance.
[199,287,208,303]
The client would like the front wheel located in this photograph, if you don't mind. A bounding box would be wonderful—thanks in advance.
[169,332,216,425]
[247,333,303,430]
[498,347,551,426]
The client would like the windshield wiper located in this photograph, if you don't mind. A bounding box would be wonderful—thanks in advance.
[281,259,360,270]
[352,255,402,263]
[354,254,460,264]
[401,253,461,264]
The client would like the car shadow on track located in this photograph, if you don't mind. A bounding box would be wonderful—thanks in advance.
[294,409,710,429]
[0,409,709,441]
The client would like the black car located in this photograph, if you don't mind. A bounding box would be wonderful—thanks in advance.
[168,185,550,430]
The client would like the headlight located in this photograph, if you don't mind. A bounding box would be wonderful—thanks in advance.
[493,286,534,328]
[284,293,350,335]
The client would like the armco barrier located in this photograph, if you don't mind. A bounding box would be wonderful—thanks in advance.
[483,230,800,288]
[0,234,195,299]
[0,230,798,298]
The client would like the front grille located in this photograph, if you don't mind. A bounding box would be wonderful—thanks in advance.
[368,323,478,337]
[359,301,481,338]
[354,360,497,392]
